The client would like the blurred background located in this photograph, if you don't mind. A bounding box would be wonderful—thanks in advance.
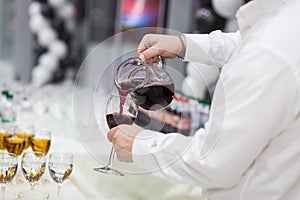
[0,0,241,86]
[0,0,242,136]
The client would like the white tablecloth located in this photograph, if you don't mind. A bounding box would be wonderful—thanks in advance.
[4,83,205,200]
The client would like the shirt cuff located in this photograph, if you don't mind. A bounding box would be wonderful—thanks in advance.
[132,129,162,172]
[183,34,210,63]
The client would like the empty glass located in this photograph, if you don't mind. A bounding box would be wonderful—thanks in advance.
[48,153,73,199]
[21,152,46,190]
[0,153,18,200]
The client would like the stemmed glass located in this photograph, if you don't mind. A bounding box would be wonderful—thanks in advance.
[21,152,46,191]
[94,94,138,176]
[0,152,18,200]
[48,153,73,200]
[14,125,34,152]
[0,126,13,151]
[31,130,51,155]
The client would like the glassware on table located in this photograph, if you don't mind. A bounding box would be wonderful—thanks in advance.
[30,130,51,155]
[0,152,18,200]
[0,126,13,151]
[14,125,34,151]
[94,94,138,176]
[21,152,46,191]
[17,190,49,200]
[4,136,25,157]
[48,153,73,199]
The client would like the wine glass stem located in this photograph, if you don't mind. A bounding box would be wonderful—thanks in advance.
[107,147,115,167]
[1,186,5,200]
[57,185,62,200]
[30,183,35,191]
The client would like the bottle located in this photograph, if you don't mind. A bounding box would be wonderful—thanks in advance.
[181,97,192,136]
[198,100,210,128]
[0,90,9,122]
[1,93,16,123]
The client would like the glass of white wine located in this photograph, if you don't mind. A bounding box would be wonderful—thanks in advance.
[0,152,18,200]
[31,130,51,155]
[0,126,13,151]
[48,153,73,199]
[14,125,34,152]
[21,152,46,191]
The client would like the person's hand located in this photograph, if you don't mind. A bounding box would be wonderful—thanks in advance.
[137,34,186,63]
[107,125,144,162]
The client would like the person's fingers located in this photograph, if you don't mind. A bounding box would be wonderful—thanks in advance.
[141,46,163,61]
[107,127,117,143]
[137,34,153,55]
[139,53,146,61]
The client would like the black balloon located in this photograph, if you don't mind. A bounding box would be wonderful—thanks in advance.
[51,68,66,83]
[52,17,65,32]
[59,32,71,44]
[60,57,76,69]
[41,3,55,19]
[33,0,47,3]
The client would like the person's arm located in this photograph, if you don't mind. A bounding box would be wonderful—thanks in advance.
[137,31,240,67]
[132,44,299,189]
[183,30,240,67]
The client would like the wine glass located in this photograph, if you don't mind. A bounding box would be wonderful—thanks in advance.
[31,130,51,155]
[4,136,25,157]
[48,153,73,199]
[0,152,18,200]
[0,126,13,151]
[21,152,46,191]
[14,125,34,151]
[94,94,138,176]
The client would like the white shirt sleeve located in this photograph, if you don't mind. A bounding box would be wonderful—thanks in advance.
[132,44,299,189]
[183,30,241,67]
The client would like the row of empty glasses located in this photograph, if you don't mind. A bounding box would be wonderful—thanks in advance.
[0,152,73,199]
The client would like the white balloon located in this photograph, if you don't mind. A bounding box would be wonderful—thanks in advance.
[37,28,57,47]
[48,0,66,9]
[29,14,49,33]
[58,3,75,20]
[28,2,41,17]
[212,0,244,18]
[38,53,59,72]
[49,40,67,59]
[31,66,51,86]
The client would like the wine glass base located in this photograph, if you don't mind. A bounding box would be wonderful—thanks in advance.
[94,166,124,176]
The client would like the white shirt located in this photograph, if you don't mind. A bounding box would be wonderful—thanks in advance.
[132,0,300,199]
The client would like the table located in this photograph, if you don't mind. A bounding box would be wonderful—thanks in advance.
[3,82,205,200]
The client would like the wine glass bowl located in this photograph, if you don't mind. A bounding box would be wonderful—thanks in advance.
[21,152,46,190]
[30,130,51,155]
[48,153,73,199]
[0,126,13,151]
[94,94,138,176]
[14,125,34,151]
[4,137,25,156]
[0,152,18,199]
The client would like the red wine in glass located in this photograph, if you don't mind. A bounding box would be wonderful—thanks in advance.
[119,78,174,111]
[106,113,135,129]
[94,95,137,176]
